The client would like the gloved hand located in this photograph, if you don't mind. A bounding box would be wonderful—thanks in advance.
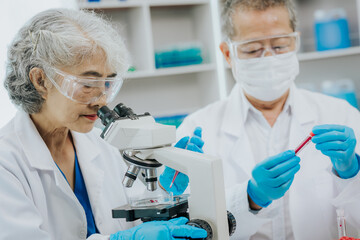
[110,217,207,240]
[159,127,204,195]
[312,124,360,179]
[247,150,300,208]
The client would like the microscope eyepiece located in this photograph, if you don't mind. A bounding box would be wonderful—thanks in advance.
[97,106,118,126]
[114,103,135,118]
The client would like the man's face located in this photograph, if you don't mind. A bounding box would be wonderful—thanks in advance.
[221,6,294,65]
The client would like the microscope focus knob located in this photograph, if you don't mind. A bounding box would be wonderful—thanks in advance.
[227,211,236,237]
[186,219,213,240]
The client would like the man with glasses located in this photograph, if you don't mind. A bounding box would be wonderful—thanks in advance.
[160,0,360,239]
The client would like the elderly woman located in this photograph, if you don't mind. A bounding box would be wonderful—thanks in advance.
[0,8,206,240]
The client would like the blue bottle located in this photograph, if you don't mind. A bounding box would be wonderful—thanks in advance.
[314,9,351,51]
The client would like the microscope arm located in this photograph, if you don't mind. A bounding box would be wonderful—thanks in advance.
[150,147,230,240]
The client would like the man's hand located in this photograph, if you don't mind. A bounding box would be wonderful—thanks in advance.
[312,124,360,179]
[247,150,300,209]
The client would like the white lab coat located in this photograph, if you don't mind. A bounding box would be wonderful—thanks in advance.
[177,84,360,240]
[0,111,142,240]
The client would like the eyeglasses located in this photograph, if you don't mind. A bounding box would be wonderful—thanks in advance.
[228,32,300,60]
[47,68,124,104]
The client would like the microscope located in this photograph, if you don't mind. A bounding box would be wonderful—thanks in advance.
[97,104,236,240]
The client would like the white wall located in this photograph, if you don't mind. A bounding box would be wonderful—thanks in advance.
[0,0,77,128]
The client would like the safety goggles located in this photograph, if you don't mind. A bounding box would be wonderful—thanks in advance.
[228,32,300,60]
[47,68,124,104]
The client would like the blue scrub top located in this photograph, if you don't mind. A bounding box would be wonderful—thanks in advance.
[56,150,99,237]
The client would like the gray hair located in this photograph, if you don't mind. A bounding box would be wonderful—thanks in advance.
[221,0,297,39]
[4,8,130,114]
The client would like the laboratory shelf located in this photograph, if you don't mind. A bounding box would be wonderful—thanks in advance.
[79,0,220,117]
[78,0,144,9]
[79,0,209,9]
[124,63,216,79]
[148,0,209,7]
[298,46,360,61]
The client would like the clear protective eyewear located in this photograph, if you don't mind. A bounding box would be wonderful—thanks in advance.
[47,68,124,104]
[228,32,300,60]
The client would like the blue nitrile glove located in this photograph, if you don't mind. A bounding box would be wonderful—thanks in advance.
[312,124,360,179]
[159,127,204,195]
[247,150,300,208]
[109,217,207,240]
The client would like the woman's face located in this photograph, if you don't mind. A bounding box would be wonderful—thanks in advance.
[41,50,117,133]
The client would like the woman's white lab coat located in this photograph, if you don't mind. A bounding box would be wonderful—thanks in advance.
[177,84,360,240]
[0,111,142,240]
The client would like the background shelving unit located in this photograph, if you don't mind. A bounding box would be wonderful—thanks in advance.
[80,0,360,118]
[79,0,225,118]
[288,0,360,94]
[225,0,360,100]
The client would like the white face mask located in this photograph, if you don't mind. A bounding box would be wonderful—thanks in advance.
[231,52,300,101]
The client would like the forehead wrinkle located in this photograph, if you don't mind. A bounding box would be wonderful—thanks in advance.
[231,7,293,41]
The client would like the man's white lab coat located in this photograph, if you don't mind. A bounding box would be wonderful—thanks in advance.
[177,84,360,239]
[0,111,142,240]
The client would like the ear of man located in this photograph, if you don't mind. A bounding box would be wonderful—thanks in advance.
[220,42,232,67]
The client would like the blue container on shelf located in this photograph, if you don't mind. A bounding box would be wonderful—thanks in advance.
[321,79,358,109]
[155,43,204,69]
[88,0,100,2]
[314,8,351,51]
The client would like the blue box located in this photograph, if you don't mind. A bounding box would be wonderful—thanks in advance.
[155,46,203,69]
[314,9,351,51]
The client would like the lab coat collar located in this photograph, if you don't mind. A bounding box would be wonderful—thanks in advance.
[221,83,314,138]
[291,84,317,125]
[239,87,251,124]
[281,84,294,116]
[71,130,101,164]
[72,130,105,226]
[221,84,246,138]
[15,111,101,171]
[15,111,54,171]
[244,85,294,123]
